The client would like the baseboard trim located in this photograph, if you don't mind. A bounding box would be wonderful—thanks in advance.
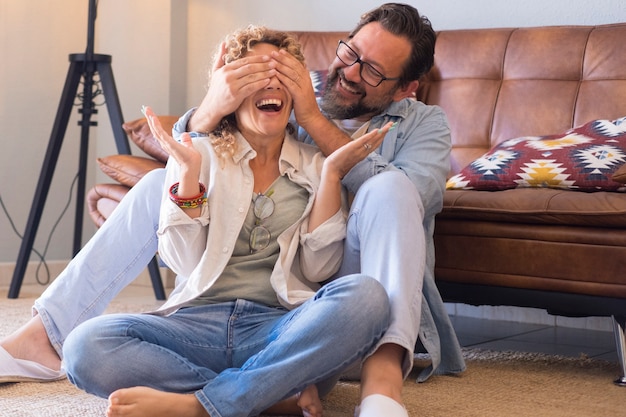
[0,261,70,288]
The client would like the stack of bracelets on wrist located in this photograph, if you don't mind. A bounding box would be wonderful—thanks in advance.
[169,182,207,209]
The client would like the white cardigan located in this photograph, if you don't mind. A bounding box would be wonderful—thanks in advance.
[155,130,348,314]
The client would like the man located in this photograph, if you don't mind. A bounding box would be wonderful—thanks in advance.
[1,3,465,416]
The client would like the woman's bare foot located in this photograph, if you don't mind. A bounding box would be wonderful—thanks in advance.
[1,315,62,370]
[107,387,209,417]
[107,384,321,417]
[264,384,323,417]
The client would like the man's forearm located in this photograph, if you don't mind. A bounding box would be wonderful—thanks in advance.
[185,103,222,134]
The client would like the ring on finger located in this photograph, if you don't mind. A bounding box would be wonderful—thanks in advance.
[363,143,372,151]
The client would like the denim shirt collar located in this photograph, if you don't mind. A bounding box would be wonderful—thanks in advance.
[369,98,414,123]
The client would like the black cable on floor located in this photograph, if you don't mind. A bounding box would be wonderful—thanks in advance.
[0,172,80,285]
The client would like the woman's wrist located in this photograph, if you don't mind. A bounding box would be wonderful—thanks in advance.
[169,182,207,209]
[170,169,204,203]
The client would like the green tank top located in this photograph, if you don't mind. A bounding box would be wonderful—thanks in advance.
[189,175,308,307]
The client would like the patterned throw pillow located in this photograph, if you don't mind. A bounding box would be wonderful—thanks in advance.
[310,70,328,98]
[446,117,626,192]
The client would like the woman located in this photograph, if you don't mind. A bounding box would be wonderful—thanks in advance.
[62,26,394,417]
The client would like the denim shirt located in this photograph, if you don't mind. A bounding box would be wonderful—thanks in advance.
[298,98,466,381]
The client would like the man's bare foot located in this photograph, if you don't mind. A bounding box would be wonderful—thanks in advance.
[1,315,61,371]
[263,384,323,417]
[107,387,209,417]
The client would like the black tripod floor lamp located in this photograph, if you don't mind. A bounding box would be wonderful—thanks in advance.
[9,0,165,300]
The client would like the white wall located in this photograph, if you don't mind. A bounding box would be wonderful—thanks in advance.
[1,0,625,266]
[1,0,88,266]
[0,0,176,266]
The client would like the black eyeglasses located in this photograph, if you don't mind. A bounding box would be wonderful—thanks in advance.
[249,191,275,253]
[335,40,401,87]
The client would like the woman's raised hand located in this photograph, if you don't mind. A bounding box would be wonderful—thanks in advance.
[142,106,202,179]
[323,121,397,180]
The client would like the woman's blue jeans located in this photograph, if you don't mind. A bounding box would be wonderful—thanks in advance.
[36,167,426,379]
[62,275,390,417]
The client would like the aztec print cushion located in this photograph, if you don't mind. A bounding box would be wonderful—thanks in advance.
[310,70,328,98]
[446,117,626,192]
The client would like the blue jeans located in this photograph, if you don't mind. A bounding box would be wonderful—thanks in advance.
[336,171,426,377]
[62,275,390,417]
[35,167,461,379]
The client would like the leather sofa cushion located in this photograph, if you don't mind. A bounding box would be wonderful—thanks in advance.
[292,32,346,71]
[97,155,165,187]
[441,188,626,228]
[434,218,626,298]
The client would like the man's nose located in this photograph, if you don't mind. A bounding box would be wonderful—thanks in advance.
[342,61,363,84]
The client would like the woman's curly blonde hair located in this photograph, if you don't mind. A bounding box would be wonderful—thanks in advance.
[210,25,306,160]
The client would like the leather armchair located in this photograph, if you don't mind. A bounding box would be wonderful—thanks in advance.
[87,116,177,225]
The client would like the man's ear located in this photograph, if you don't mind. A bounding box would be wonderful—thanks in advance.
[392,80,419,101]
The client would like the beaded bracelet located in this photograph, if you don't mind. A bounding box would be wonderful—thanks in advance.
[169,182,207,209]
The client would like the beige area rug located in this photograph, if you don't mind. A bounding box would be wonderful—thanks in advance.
[1,297,625,417]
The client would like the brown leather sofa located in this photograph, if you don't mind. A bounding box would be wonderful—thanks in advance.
[421,24,626,385]
[88,24,626,383]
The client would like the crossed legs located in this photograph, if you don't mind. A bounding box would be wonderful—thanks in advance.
[1,168,423,417]
[63,276,390,417]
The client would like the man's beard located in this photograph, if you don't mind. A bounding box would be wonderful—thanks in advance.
[319,69,394,120]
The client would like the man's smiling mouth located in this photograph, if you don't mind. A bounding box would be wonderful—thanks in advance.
[337,73,364,97]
